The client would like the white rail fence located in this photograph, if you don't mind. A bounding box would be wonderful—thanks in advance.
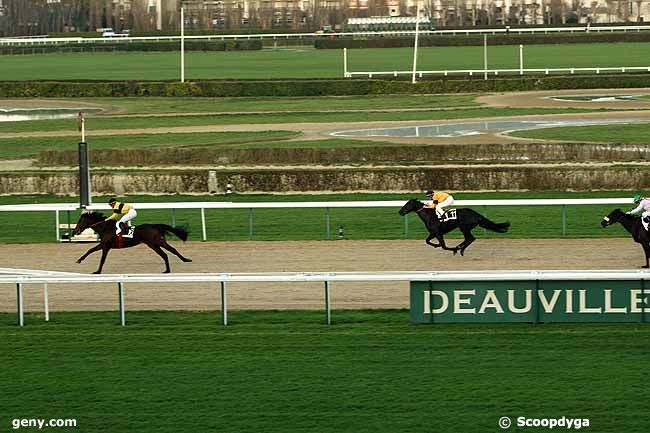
[2,25,650,46]
[0,198,633,241]
[3,269,649,327]
[346,66,650,78]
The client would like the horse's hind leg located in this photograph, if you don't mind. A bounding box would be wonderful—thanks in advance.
[457,227,476,256]
[425,234,440,248]
[161,239,192,262]
[147,244,171,273]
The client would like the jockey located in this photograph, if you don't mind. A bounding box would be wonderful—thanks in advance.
[627,194,650,225]
[424,189,454,218]
[106,197,137,235]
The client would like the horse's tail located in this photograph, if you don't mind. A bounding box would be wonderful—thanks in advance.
[158,224,189,241]
[478,217,510,233]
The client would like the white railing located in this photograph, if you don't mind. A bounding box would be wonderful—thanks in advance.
[346,66,650,79]
[3,269,649,327]
[2,25,650,46]
[0,198,633,241]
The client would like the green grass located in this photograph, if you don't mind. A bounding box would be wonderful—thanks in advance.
[2,42,650,79]
[0,107,610,134]
[69,95,480,114]
[0,131,300,159]
[0,311,646,433]
[0,191,635,243]
[510,122,650,143]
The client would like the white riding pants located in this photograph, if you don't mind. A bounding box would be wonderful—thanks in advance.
[436,197,454,216]
[116,209,137,233]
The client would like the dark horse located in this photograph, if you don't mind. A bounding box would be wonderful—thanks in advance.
[73,211,192,274]
[601,208,650,268]
[398,199,510,256]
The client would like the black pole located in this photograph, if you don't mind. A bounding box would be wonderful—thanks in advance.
[78,141,91,208]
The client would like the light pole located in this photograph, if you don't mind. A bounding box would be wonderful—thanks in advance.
[180,4,185,83]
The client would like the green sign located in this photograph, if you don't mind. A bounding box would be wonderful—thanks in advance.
[410,280,649,323]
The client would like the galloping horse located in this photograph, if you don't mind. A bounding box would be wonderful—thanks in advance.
[601,208,650,268]
[398,199,510,256]
[73,211,192,274]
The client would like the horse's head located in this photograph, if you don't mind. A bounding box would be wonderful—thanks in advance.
[601,208,625,228]
[73,211,105,235]
[398,199,424,216]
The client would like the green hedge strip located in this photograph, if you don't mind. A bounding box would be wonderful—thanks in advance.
[2,74,650,97]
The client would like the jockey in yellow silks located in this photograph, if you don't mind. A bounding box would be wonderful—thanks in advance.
[424,190,454,218]
[106,197,137,235]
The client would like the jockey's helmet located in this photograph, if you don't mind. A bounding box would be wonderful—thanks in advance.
[633,194,642,203]
[424,190,434,197]
[108,197,117,206]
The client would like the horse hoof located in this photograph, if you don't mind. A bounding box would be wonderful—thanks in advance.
[643,265,649,269]
[460,250,465,256]
[92,271,101,274]
[163,270,170,274]
[76,260,82,264]
[183,258,192,262]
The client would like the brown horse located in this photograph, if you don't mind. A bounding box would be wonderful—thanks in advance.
[73,211,192,274]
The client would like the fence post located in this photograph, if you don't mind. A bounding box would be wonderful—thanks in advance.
[324,281,331,325]
[66,210,72,243]
[16,282,24,327]
[483,205,488,236]
[248,208,254,239]
[200,208,207,241]
[55,210,60,241]
[44,283,49,322]
[562,205,567,237]
[326,207,331,240]
[221,281,228,326]
[118,282,125,326]
[404,214,409,238]
[171,209,176,228]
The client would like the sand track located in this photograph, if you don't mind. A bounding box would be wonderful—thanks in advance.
[0,238,643,313]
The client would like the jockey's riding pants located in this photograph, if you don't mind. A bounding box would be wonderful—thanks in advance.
[116,209,137,234]
[436,197,454,216]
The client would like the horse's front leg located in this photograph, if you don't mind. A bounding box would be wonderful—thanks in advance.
[642,243,650,268]
[77,243,103,264]
[425,234,440,248]
[93,247,111,274]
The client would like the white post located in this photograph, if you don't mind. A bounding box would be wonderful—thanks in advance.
[16,282,24,327]
[118,282,125,326]
[81,117,85,142]
[180,7,185,83]
[483,34,488,81]
[44,283,49,322]
[220,281,227,326]
[519,44,523,75]
[200,208,207,241]
[343,48,348,77]
[55,210,60,241]
[411,1,421,84]
[324,281,331,325]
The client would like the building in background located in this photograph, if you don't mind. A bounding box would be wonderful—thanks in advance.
[1,0,649,36]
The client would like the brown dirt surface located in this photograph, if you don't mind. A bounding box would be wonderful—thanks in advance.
[0,238,643,313]
[477,88,650,109]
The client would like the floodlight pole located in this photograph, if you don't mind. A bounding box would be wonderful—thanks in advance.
[78,112,92,208]
[483,34,488,81]
[180,6,185,83]
[411,1,422,84]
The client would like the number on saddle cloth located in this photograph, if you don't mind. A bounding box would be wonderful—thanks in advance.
[440,209,457,222]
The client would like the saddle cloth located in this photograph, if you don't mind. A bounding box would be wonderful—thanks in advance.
[121,226,135,238]
[439,209,457,222]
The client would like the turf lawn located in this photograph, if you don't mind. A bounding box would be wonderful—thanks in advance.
[0,310,647,433]
[510,122,650,144]
[1,42,650,80]
[0,107,606,134]
[0,192,634,243]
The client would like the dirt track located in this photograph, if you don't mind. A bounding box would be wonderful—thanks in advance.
[0,238,644,313]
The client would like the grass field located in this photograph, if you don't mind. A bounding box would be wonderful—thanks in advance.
[2,42,650,80]
[0,310,647,433]
[0,107,610,134]
[510,122,650,143]
[0,192,634,243]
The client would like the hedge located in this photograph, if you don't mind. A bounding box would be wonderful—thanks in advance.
[3,74,650,98]
[315,31,650,49]
[0,39,262,55]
